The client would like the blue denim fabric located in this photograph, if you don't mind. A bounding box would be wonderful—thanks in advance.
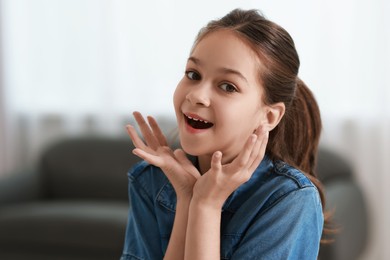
[120,156,323,260]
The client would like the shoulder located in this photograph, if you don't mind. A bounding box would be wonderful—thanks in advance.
[128,160,166,181]
[271,160,315,189]
[224,157,321,214]
[127,161,169,198]
[235,158,323,230]
[260,159,322,211]
[127,160,154,180]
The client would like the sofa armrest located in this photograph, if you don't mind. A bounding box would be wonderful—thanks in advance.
[0,170,42,205]
[319,180,368,260]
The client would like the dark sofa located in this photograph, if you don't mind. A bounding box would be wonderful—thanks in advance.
[0,135,368,260]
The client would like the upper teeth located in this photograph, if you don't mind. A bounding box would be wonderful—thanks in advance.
[187,115,209,124]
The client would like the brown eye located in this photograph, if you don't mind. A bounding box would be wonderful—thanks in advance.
[186,71,201,80]
[219,83,237,93]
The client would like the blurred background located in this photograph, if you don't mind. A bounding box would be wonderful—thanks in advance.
[0,0,388,259]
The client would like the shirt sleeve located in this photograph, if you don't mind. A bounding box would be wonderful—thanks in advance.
[120,165,164,260]
[230,187,324,260]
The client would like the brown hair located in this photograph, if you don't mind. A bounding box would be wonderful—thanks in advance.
[194,9,331,240]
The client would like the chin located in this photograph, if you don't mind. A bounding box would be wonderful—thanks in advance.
[179,137,207,157]
[179,139,198,156]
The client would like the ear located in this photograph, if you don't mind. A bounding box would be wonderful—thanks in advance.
[262,102,285,131]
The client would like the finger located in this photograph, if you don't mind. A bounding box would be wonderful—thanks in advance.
[249,128,269,173]
[133,111,159,149]
[174,149,200,178]
[229,134,257,172]
[247,126,264,163]
[132,148,165,167]
[126,124,149,150]
[174,149,193,168]
[147,116,168,146]
[211,151,223,172]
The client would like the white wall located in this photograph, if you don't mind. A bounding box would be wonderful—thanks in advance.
[0,11,7,175]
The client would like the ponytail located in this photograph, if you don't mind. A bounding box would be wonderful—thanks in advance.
[288,78,321,176]
[267,78,321,174]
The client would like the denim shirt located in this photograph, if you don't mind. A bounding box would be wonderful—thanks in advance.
[121,156,323,260]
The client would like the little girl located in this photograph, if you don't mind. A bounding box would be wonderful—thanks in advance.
[121,8,326,260]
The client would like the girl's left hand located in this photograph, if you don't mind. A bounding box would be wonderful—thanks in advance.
[192,126,269,209]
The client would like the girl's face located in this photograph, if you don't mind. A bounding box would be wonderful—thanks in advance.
[173,29,267,164]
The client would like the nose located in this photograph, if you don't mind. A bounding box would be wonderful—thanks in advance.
[186,84,211,107]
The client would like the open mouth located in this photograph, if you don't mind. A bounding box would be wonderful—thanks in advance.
[184,114,214,129]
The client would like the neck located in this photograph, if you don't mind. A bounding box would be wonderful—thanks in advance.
[197,155,211,175]
[197,152,236,175]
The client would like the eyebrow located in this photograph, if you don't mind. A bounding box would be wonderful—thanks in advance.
[188,56,249,84]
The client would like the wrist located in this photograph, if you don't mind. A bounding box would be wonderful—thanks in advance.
[176,195,192,206]
[190,195,224,212]
[172,186,194,202]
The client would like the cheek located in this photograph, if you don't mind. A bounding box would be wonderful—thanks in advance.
[173,80,185,111]
[220,100,263,132]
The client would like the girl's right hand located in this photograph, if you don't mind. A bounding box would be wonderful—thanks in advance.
[126,111,200,199]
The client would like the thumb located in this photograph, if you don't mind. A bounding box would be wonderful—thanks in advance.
[211,151,223,172]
